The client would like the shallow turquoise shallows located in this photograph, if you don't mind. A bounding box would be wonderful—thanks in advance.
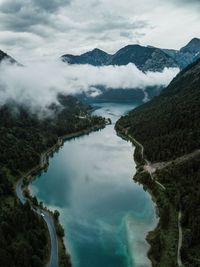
[30,102,157,267]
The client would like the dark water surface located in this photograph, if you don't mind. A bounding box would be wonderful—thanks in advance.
[30,103,157,267]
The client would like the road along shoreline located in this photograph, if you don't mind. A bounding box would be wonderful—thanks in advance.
[115,126,181,267]
[15,123,106,267]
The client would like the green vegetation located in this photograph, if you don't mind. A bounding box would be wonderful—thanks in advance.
[0,95,105,176]
[0,94,106,267]
[134,169,179,267]
[116,59,200,266]
[156,157,200,267]
[0,170,49,267]
[116,59,200,162]
[0,203,49,267]
[53,210,71,267]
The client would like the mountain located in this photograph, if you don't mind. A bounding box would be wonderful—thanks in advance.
[62,45,178,71]
[62,48,111,66]
[62,38,200,72]
[116,58,200,267]
[62,45,178,103]
[180,37,200,54]
[0,50,18,64]
[162,38,200,69]
[106,45,178,71]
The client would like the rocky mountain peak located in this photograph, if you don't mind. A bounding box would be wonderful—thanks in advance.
[180,37,200,53]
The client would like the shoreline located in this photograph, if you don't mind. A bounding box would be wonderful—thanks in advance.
[115,127,163,267]
[61,123,109,141]
[116,126,184,267]
[15,122,106,267]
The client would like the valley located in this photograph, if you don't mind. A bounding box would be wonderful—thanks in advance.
[0,19,199,266]
[29,102,157,267]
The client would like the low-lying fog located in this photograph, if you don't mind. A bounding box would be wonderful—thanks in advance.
[0,59,179,112]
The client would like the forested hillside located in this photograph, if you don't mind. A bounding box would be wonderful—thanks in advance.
[0,95,105,175]
[0,94,106,267]
[116,59,200,267]
[116,58,200,162]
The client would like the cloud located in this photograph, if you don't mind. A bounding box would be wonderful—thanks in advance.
[0,0,71,14]
[0,59,179,114]
[32,0,71,11]
[171,0,200,5]
[0,0,71,33]
[0,0,151,62]
[0,0,199,63]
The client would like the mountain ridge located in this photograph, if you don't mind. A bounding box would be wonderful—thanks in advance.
[62,48,111,66]
[62,38,200,72]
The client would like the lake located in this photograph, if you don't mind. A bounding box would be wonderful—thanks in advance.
[30,102,157,267]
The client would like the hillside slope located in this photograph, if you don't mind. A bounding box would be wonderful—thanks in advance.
[116,59,200,267]
[0,94,106,267]
[116,58,200,162]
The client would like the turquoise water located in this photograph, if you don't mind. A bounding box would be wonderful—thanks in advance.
[30,103,157,267]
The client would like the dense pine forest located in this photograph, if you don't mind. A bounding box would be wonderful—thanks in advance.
[116,58,200,162]
[0,94,106,267]
[116,59,200,267]
[156,156,200,267]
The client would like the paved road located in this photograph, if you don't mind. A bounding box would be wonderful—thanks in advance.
[16,179,26,205]
[16,179,58,267]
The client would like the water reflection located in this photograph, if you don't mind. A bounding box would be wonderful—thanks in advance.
[30,102,156,267]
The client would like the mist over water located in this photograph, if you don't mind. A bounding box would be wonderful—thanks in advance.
[0,59,179,114]
[30,102,157,267]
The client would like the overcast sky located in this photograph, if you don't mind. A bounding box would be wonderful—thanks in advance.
[0,0,199,63]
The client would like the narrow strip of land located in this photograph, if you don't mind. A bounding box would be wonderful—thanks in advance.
[16,178,58,267]
[15,139,63,267]
[127,134,166,191]
[120,129,185,265]
[15,125,106,267]
[130,136,185,265]
[16,181,58,267]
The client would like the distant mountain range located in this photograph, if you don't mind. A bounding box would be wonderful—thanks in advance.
[62,38,200,72]
[1,39,199,105]
[162,38,200,69]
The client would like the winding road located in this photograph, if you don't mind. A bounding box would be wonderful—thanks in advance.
[124,131,183,265]
[15,139,62,267]
[139,141,184,266]
[16,179,58,267]
[127,134,166,191]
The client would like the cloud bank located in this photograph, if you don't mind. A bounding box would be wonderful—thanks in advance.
[0,59,179,112]
[0,0,199,62]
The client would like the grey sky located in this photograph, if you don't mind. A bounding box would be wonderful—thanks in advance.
[0,0,199,62]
